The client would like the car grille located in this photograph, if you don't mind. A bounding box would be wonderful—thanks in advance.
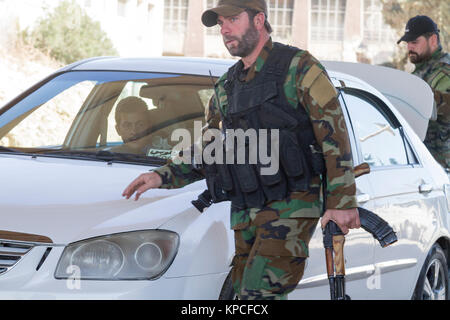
[0,241,34,275]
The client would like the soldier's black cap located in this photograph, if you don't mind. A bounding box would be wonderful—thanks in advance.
[397,15,440,44]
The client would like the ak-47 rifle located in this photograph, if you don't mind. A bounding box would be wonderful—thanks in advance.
[323,162,398,300]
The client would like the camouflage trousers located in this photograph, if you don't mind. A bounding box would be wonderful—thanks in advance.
[231,209,319,300]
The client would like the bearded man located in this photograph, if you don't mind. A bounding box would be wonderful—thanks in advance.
[123,0,360,300]
[398,15,450,170]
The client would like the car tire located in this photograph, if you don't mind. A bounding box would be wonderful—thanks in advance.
[218,271,238,300]
[412,243,448,300]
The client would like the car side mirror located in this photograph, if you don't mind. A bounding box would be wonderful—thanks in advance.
[354,162,370,178]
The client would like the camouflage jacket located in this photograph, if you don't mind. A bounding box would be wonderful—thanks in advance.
[413,47,450,169]
[154,39,357,229]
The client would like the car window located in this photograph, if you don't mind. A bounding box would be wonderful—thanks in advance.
[0,71,216,165]
[343,90,417,168]
[0,81,95,148]
[105,81,213,157]
[106,81,159,149]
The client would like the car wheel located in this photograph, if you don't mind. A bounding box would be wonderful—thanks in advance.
[413,243,448,300]
[218,271,238,300]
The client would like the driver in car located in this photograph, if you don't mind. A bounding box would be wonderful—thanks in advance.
[113,96,154,155]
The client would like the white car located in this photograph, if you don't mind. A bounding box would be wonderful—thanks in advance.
[0,57,448,300]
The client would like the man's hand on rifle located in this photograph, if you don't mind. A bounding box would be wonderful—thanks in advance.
[321,208,361,235]
[122,172,162,201]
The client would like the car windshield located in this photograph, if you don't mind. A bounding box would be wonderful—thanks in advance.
[0,71,216,165]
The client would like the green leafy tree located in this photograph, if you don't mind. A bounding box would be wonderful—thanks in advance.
[25,0,118,64]
[380,0,449,70]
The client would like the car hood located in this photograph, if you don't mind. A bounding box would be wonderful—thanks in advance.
[323,61,434,141]
[0,155,204,245]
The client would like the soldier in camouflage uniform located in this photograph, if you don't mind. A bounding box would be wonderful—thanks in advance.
[122,0,360,300]
[398,16,450,170]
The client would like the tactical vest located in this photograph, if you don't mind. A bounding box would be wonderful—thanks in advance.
[204,42,326,210]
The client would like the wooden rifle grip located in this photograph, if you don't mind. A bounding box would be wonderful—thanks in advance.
[332,235,346,276]
[325,248,334,276]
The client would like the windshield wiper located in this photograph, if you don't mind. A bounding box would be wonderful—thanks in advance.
[36,149,167,165]
[0,146,21,153]
[96,151,167,165]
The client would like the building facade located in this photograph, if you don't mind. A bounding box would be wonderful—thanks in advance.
[82,0,163,57]
[0,0,398,64]
[163,0,398,64]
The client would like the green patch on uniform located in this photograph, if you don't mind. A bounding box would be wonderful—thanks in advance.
[243,256,288,292]
[255,56,265,72]
[271,198,321,219]
[326,181,345,194]
[241,227,257,243]
[231,209,251,229]
[179,163,192,174]
[242,255,271,290]
[329,170,354,189]
[215,73,229,115]
[233,278,241,297]
[323,141,340,155]
[284,54,302,109]
[430,71,449,89]
[299,240,309,256]
[264,263,287,284]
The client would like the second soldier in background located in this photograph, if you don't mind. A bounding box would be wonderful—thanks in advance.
[398,15,450,170]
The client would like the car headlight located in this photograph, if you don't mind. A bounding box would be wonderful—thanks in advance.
[55,230,179,280]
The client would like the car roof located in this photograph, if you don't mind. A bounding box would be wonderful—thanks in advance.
[69,56,235,78]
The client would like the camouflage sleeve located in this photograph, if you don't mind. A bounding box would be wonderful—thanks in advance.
[294,52,358,210]
[153,161,204,190]
[430,66,450,119]
[433,89,450,119]
[153,79,224,189]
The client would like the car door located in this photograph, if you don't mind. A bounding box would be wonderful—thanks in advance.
[341,88,439,299]
[290,91,376,300]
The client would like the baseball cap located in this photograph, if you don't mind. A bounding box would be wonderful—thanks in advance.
[397,15,440,44]
[202,0,268,27]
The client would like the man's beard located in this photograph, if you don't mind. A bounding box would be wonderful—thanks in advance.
[223,23,259,57]
[408,46,432,64]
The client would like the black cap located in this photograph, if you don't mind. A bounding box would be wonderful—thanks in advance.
[397,15,440,44]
